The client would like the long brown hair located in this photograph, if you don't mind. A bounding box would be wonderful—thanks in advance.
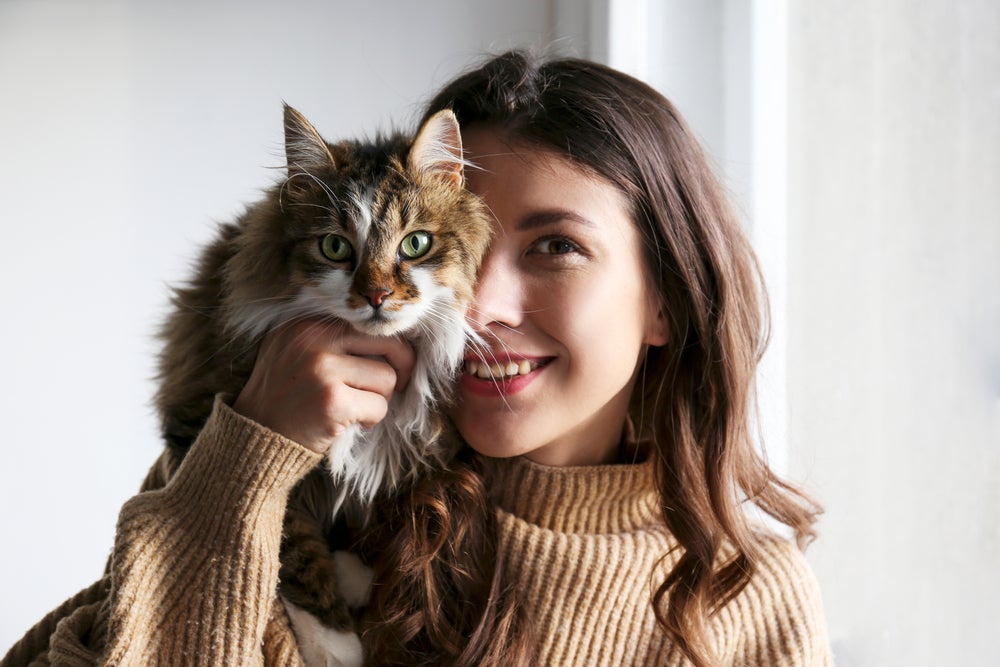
[362,50,822,667]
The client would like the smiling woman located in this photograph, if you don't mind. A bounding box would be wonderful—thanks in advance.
[2,51,832,667]
[362,51,834,666]
[453,129,667,466]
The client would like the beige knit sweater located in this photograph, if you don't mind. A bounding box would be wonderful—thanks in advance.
[487,457,833,665]
[3,399,833,666]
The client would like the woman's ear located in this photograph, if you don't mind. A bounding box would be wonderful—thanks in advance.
[643,301,669,347]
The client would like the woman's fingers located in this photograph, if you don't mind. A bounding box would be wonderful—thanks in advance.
[232,319,415,454]
[334,335,416,393]
[271,319,416,392]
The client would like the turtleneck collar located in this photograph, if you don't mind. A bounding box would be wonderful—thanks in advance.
[483,454,661,534]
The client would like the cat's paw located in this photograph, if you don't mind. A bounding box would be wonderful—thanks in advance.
[282,596,363,667]
[333,550,374,608]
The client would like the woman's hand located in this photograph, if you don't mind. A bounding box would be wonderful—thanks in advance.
[232,319,415,454]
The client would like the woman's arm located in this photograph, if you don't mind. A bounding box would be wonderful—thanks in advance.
[3,398,321,666]
[99,397,321,665]
[3,320,413,666]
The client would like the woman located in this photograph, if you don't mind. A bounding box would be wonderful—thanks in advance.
[3,52,831,666]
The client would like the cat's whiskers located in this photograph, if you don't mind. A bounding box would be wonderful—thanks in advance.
[224,297,335,352]
[463,307,525,337]
[460,315,518,361]
[418,301,465,330]
[400,299,515,411]
[280,169,344,214]
[473,198,508,240]
[287,201,338,216]
[295,167,343,206]
[464,337,515,411]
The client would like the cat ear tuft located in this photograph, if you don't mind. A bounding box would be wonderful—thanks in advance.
[408,109,466,187]
[283,103,336,175]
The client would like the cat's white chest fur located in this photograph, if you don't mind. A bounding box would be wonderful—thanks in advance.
[284,551,374,667]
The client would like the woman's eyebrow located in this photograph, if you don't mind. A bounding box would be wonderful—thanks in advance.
[516,209,596,231]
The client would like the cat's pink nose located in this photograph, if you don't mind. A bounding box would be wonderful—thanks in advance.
[365,288,393,307]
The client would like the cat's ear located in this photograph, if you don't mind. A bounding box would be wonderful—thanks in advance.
[409,109,465,187]
[283,104,336,175]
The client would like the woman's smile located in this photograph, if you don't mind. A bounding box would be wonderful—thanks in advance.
[460,354,552,396]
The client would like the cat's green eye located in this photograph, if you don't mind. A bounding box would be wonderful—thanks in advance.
[399,231,432,259]
[320,234,353,262]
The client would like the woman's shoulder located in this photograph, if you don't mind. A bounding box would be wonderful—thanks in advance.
[736,532,826,615]
[752,532,821,584]
[721,532,833,665]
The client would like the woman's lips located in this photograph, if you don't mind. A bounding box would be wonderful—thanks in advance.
[460,356,552,397]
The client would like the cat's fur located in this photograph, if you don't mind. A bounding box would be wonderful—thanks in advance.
[154,105,491,667]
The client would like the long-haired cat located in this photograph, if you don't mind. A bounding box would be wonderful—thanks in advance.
[154,104,491,666]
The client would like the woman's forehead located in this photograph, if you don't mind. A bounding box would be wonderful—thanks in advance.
[464,128,622,198]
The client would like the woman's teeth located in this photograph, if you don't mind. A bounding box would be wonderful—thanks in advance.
[464,359,535,380]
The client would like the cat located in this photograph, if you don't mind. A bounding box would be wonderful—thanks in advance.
[154,104,492,667]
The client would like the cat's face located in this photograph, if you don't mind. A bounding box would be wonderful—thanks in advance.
[288,168,477,338]
[225,107,490,341]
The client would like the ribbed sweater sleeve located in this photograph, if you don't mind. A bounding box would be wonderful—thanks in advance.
[4,397,322,666]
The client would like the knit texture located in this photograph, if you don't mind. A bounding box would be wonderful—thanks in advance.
[4,404,832,665]
[2,397,321,667]
[487,455,834,666]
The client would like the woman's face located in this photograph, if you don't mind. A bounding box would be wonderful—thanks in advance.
[453,128,666,466]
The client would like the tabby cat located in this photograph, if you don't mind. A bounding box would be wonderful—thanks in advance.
[154,104,492,666]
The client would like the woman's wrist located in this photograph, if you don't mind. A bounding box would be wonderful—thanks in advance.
[161,395,324,527]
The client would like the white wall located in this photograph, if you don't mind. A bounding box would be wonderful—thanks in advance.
[0,0,558,646]
[787,1,1000,665]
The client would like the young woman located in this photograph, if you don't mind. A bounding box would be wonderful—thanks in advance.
[3,52,831,666]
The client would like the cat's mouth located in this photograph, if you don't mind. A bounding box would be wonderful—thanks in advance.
[353,308,411,336]
[357,319,406,336]
[462,357,549,380]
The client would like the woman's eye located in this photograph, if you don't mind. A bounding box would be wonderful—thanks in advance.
[320,234,354,262]
[399,231,432,259]
[532,238,578,255]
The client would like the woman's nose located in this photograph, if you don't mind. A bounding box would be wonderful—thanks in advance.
[469,250,522,333]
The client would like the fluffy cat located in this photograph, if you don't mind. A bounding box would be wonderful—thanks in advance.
[154,104,492,666]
